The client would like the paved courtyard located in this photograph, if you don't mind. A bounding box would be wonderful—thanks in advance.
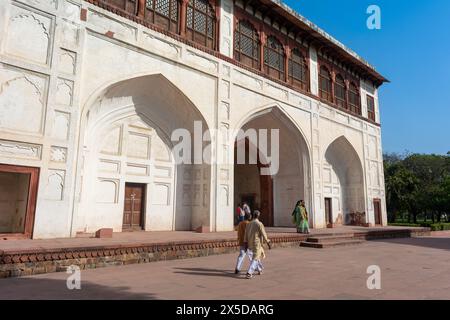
[1,234,449,300]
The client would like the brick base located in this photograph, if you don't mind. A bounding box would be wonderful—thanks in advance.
[95,228,113,238]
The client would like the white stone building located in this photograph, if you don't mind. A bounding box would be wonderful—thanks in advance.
[0,0,388,239]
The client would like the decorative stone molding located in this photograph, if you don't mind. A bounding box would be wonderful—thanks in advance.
[0,139,42,160]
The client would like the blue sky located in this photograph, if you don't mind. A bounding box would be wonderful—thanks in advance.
[283,0,450,155]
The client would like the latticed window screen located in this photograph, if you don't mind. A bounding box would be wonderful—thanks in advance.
[334,74,346,108]
[288,48,308,90]
[264,36,284,72]
[348,83,361,115]
[319,66,333,102]
[367,94,375,121]
[186,0,216,48]
[144,0,179,32]
[193,10,206,33]
[155,0,170,17]
[240,33,256,57]
[234,20,260,68]
[170,0,178,21]
[187,6,193,25]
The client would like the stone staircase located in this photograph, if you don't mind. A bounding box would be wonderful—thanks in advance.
[300,233,365,249]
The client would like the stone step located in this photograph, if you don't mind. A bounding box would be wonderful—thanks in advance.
[300,239,364,249]
[306,234,356,243]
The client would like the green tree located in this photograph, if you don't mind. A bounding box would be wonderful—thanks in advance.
[384,162,419,223]
[403,154,449,222]
[384,153,450,224]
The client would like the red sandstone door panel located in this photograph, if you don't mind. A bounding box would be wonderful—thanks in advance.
[259,175,274,227]
[123,183,145,230]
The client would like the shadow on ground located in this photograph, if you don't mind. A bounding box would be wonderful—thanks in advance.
[0,277,157,300]
[173,267,239,279]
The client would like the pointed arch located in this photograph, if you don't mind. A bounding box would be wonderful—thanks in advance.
[233,103,312,154]
[72,73,212,236]
[233,103,312,227]
[323,135,365,225]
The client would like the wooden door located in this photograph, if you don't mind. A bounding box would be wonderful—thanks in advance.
[123,183,145,230]
[374,199,382,225]
[325,198,333,227]
[259,174,274,227]
[0,164,39,239]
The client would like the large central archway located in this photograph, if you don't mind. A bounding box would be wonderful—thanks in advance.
[75,74,211,234]
[233,106,311,227]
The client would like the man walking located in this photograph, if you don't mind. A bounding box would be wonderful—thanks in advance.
[244,210,271,279]
[234,211,252,274]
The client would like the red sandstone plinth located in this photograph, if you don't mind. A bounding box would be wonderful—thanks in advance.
[195,226,210,233]
[95,228,113,238]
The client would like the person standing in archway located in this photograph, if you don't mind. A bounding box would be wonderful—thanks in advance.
[292,200,310,234]
[300,200,310,234]
[242,202,251,219]
[236,203,244,224]
[245,210,271,279]
[292,200,302,233]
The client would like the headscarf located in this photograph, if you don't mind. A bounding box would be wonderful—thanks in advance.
[292,200,301,216]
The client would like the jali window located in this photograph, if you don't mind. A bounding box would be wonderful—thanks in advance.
[348,82,361,115]
[234,20,260,70]
[186,0,216,49]
[334,74,346,108]
[288,48,308,91]
[144,0,179,34]
[319,66,333,102]
[263,36,285,80]
[367,95,375,121]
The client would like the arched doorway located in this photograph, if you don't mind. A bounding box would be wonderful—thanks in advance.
[75,74,211,233]
[323,136,365,225]
[233,107,311,227]
[233,138,274,226]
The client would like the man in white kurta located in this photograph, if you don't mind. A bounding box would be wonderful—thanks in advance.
[244,210,271,279]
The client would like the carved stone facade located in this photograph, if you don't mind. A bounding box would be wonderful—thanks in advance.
[0,0,387,239]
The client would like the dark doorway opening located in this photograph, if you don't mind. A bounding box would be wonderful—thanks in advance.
[234,140,274,227]
[374,199,382,225]
[325,197,333,228]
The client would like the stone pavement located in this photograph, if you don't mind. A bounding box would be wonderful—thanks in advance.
[1,232,449,300]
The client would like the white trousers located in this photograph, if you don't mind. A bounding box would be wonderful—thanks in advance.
[235,246,253,271]
[247,258,264,275]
